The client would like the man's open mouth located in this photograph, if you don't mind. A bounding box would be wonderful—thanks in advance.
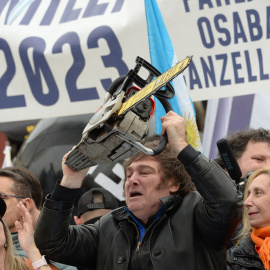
[130,192,142,197]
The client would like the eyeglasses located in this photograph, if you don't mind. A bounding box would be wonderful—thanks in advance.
[0,193,25,200]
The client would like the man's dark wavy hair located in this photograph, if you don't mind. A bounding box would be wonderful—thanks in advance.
[215,128,270,169]
[123,135,195,198]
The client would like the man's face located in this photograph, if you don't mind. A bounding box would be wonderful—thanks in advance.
[0,177,22,232]
[244,174,270,228]
[125,157,175,223]
[237,141,270,178]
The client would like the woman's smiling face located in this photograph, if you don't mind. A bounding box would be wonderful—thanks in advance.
[244,174,270,228]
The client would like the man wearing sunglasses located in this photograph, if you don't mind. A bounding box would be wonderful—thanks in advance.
[0,167,43,256]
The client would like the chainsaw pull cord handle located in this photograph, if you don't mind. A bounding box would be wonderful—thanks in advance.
[107,75,127,96]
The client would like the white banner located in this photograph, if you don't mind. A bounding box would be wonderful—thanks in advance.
[160,0,270,101]
[0,0,269,123]
[0,1,149,122]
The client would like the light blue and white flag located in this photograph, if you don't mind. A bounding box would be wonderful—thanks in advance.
[144,0,202,151]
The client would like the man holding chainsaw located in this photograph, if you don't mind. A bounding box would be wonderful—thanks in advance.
[34,111,242,270]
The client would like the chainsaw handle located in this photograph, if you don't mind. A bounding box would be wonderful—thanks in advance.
[150,97,172,155]
[151,134,168,155]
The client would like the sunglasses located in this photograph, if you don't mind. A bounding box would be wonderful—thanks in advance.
[0,193,25,199]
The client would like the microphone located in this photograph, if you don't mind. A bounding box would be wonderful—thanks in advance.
[216,138,242,181]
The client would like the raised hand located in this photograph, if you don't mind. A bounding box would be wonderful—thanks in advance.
[160,111,188,157]
[15,201,36,255]
[61,148,91,188]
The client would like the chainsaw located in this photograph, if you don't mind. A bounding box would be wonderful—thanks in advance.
[65,56,192,171]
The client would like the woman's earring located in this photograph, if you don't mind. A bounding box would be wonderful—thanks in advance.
[4,243,7,248]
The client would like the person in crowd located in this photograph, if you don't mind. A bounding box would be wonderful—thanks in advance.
[0,167,77,270]
[0,167,42,257]
[227,167,270,270]
[34,111,242,270]
[0,196,54,269]
[215,128,270,180]
[74,187,118,225]
[74,188,119,270]
[215,128,270,248]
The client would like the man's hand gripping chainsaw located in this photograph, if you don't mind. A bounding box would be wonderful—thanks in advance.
[65,56,192,171]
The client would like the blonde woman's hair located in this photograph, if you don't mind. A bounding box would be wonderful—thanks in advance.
[1,219,29,270]
[235,167,270,246]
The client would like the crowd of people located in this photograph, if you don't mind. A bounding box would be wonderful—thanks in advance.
[0,111,270,269]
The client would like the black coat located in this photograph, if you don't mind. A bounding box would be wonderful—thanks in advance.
[227,237,264,269]
[35,154,243,270]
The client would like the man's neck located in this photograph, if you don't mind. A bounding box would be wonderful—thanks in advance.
[30,208,41,230]
[9,225,17,233]
[9,208,41,233]
[126,204,164,227]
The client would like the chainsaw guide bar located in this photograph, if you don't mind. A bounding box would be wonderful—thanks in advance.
[118,56,192,116]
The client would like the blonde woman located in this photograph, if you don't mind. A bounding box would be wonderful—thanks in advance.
[0,197,56,270]
[227,167,270,270]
